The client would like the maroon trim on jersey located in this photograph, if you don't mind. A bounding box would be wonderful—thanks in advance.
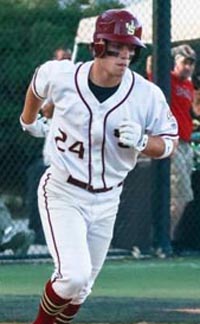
[42,172,62,278]
[75,64,135,188]
[74,63,93,186]
[32,66,46,100]
[101,73,135,187]
[159,133,179,138]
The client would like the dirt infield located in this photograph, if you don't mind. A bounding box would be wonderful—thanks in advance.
[0,322,195,324]
[1,296,200,323]
[0,322,190,324]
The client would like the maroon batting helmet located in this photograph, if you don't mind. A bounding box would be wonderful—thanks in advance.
[93,9,145,58]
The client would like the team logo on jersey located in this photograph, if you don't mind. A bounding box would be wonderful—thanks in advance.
[167,110,177,129]
[126,21,135,35]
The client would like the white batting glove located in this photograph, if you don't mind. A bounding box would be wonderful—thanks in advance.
[20,114,50,138]
[118,121,148,151]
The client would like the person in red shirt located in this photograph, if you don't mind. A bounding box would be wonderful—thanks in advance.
[146,44,196,254]
[170,44,196,244]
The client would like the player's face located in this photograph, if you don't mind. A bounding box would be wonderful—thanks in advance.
[101,41,136,77]
[174,57,195,80]
[106,41,136,60]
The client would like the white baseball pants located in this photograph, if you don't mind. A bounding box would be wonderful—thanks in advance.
[37,166,122,304]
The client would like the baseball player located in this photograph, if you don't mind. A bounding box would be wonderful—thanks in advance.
[20,9,178,324]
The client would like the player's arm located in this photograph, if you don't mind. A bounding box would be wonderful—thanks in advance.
[20,85,49,138]
[118,120,178,159]
[141,135,178,158]
[131,84,178,158]
[42,101,55,119]
[21,84,42,123]
[20,61,52,137]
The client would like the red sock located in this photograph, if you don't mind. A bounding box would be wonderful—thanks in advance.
[54,303,81,324]
[33,280,71,324]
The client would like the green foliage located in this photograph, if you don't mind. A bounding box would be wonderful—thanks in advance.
[83,0,123,16]
[1,0,59,9]
[0,3,82,115]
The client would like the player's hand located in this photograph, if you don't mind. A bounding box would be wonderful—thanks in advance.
[119,120,142,148]
[36,114,50,136]
[20,114,50,138]
[118,121,148,151]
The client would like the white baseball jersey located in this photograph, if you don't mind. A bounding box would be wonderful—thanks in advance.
[32,59,178,190]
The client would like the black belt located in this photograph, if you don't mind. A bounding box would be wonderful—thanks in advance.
[67,175,123,193]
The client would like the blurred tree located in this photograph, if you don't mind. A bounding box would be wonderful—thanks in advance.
[2,0,59,9]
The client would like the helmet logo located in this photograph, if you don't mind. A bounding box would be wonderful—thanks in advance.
[125,21,135,35]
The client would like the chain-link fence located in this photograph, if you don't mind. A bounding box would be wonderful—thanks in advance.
[1,0,200,259]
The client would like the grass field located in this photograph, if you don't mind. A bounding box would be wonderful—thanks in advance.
[1,257,200,298]
[0,257,200,323]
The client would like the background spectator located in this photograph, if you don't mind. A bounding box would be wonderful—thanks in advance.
[170,44,196,250]
[0,198,35,256]
[145,44,196,256]
[53,47,72,60]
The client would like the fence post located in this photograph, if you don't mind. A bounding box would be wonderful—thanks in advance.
[151,0,172,252]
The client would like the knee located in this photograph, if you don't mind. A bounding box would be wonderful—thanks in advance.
[53,267,91,299]
[67,269,91,292]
